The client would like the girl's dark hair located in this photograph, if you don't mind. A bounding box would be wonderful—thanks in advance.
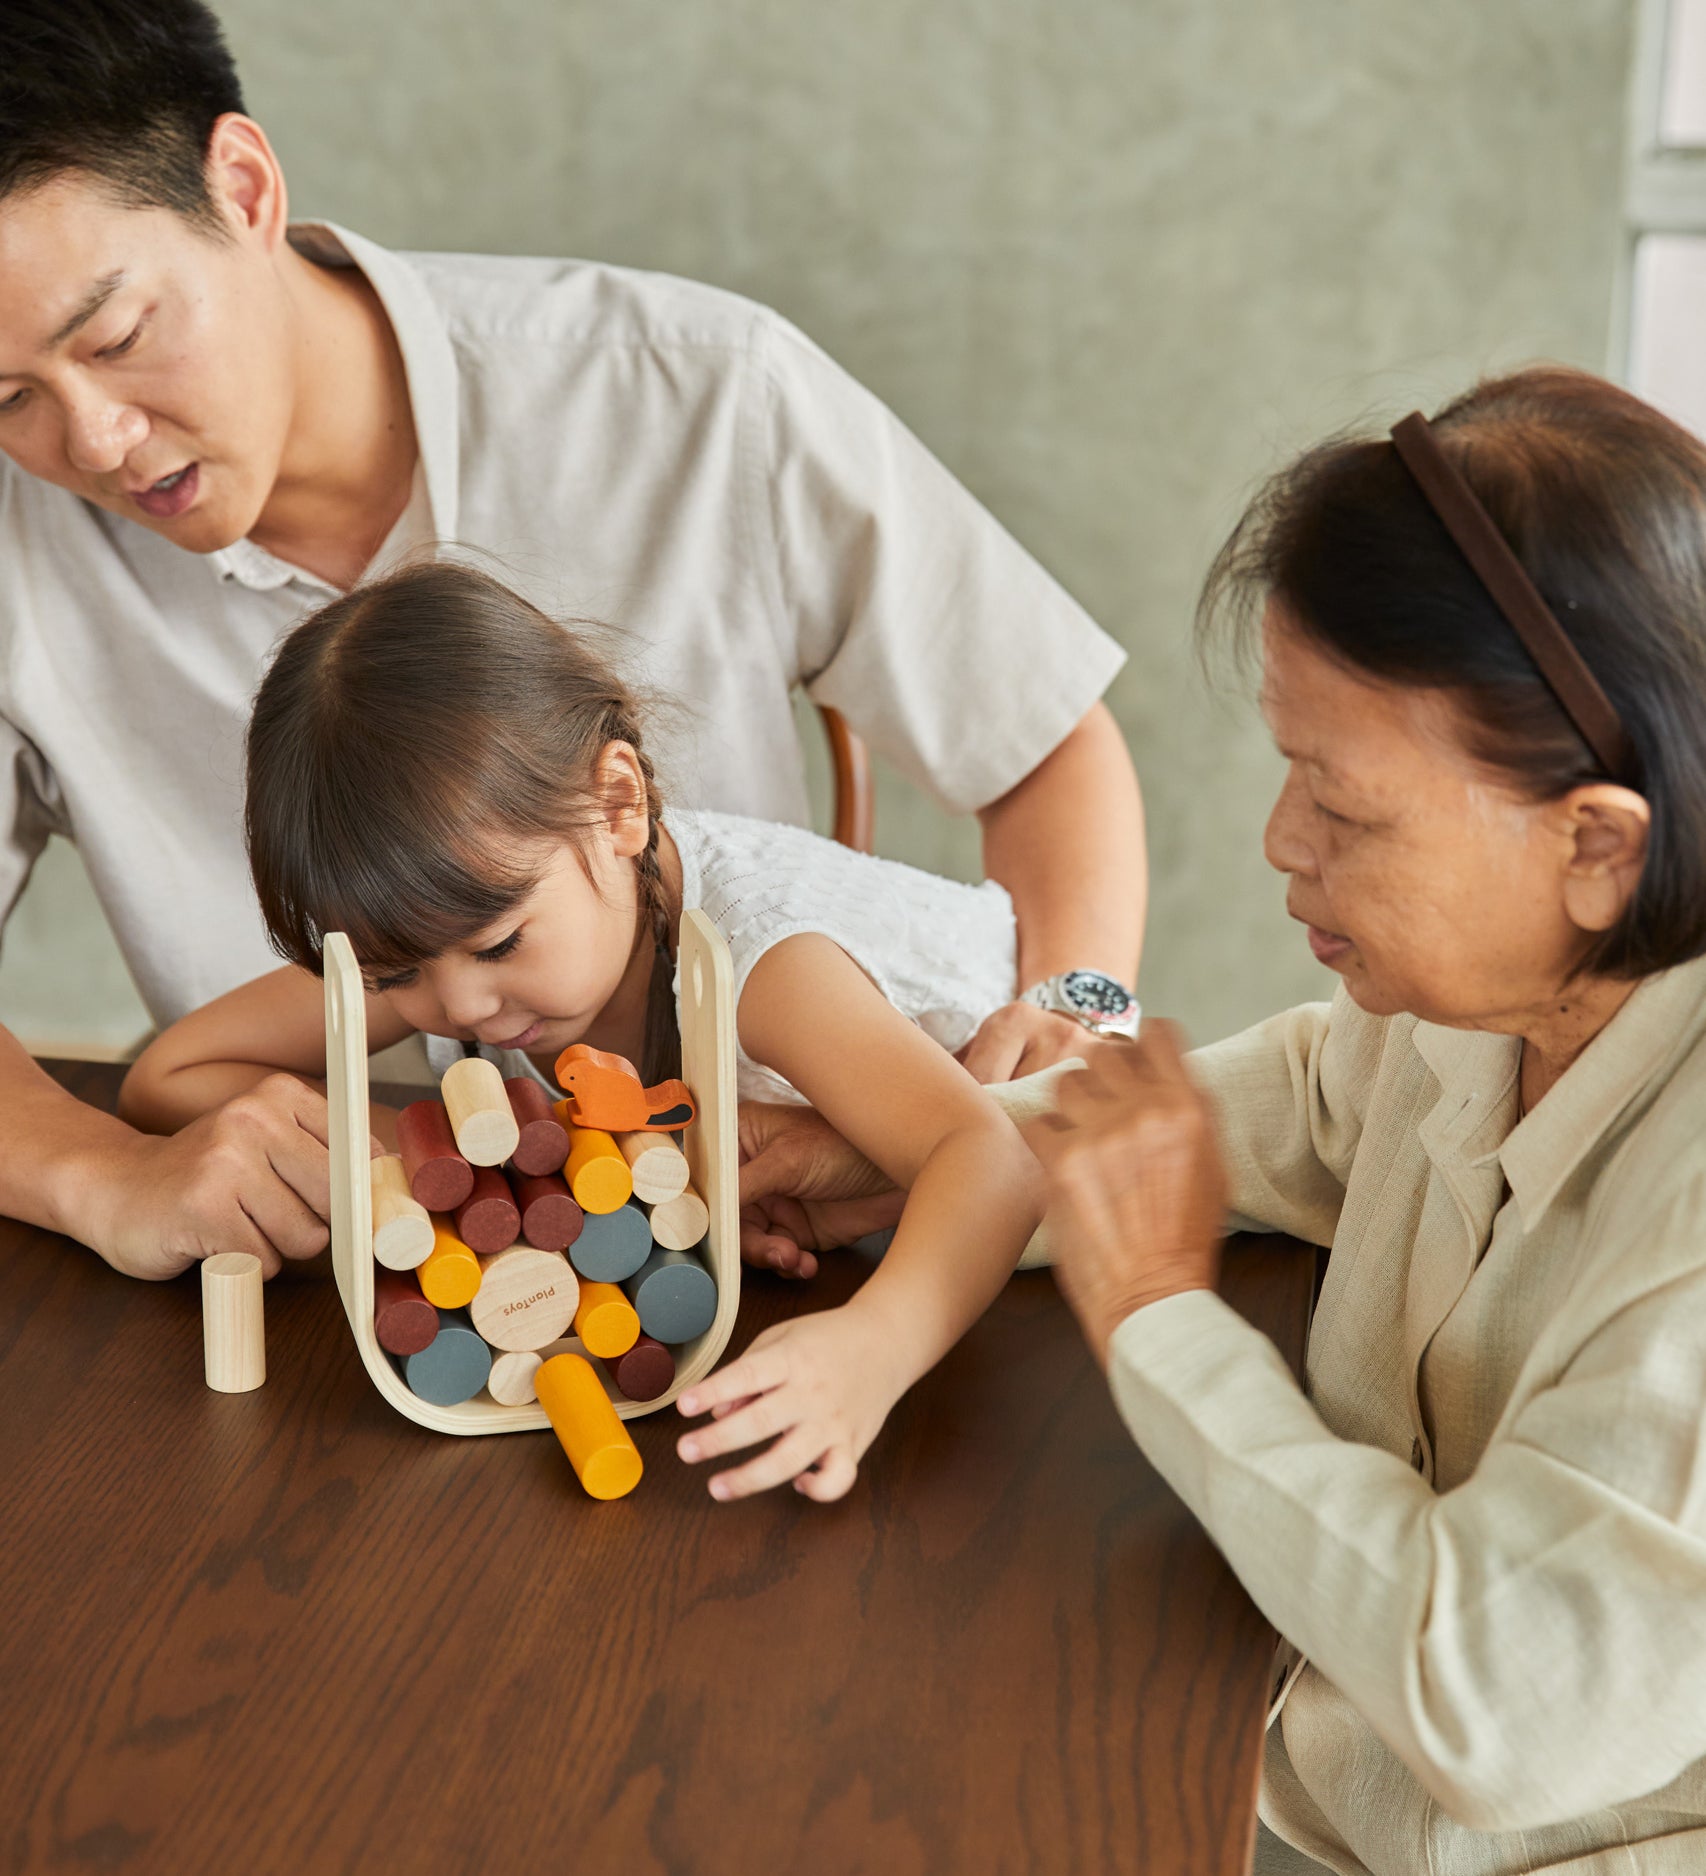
[1198,366,1706,980]
[2,2,244,225]
[247,562,680,1077]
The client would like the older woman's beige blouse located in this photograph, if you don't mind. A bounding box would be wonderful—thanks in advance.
[1107,954,1706,1875]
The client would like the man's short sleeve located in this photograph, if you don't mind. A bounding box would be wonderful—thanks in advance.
[0,717,66,953]
[756,317,1127,814]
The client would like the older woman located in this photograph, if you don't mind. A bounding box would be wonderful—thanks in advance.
[736,368,1706,1873]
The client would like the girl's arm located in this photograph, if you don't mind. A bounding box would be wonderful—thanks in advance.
[118,965,415,1136]
[676,932,1045,1502]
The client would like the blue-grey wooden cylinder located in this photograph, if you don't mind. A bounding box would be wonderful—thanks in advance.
[569,1200,653,1284]
[400,1309,493,1406]
[623,1246,717,1345]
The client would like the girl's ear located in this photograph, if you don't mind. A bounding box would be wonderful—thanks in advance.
[594,740,652,859]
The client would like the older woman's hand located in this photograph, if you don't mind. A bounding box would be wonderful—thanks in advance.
[1025,1023,1227,1369]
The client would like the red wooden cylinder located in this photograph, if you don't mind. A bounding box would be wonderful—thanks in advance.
[506,1077,571,1177]
[373,1266,439,1356]
[395,1100,475,1212]
[606,1334,674,1402]
[513,1170,584,1253]
[453,1164,521,1255]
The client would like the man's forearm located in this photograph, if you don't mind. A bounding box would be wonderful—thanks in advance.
[978,700,1146,989]
[0,1024,145,1243]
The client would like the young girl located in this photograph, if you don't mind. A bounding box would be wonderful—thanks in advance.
[120,561,1044,1504]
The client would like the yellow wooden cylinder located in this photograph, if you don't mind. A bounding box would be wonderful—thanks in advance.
[573,1280,641,1359]
[536,1353,643,1500]
[417,1216,482,1310]
[559,1117,634,1215]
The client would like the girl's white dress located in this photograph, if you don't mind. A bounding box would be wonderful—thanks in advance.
[421,808,1018,1101]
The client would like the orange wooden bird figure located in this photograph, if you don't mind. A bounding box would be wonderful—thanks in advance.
[552,1044,696,1133]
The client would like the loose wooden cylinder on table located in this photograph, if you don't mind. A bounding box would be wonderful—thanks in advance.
[374,1266,439,1356]
[561,1120,634,1215]
[441,1055,521,1167]
[371,1154,435,1270]
[536,1352,643,1500]
[624,1246,717,1345]
[395,1100,475,1212]
[568,1200,653,1284]
[646,1182,710,1253]
[401,1310,492,1406]
[453,1164,521,1255]
[506,1077,570,1177]
[202,1251,265,1392]
[513,1170,583,1254]
[615,1130,690,1204]
[469,1246,579,1351]
[417,1217,483,1310]
[607,1334,674,1403]
[573,1280,641,1359]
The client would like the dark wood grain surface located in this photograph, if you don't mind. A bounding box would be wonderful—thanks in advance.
[0,1062,1316,1876]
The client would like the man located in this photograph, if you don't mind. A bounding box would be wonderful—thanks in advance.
[0,1,1145,1279]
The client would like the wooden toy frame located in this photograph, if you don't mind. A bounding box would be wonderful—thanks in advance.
[324,911,741,1434]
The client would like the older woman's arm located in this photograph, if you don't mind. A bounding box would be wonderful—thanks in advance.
[1108,1240,1706,1831]
[1035,1040,1706,1833]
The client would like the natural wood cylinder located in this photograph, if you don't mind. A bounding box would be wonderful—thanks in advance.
[615,1130,690,1203]
[469,1247,579,1352]
[371,1155,435,1270]
[202,1251,265,1392]
[646,1183,709,1253]
[441,1056,521,1167]
[536,1352,643,1500]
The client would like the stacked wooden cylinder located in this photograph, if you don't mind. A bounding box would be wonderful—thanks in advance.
[368,1056,715,1499]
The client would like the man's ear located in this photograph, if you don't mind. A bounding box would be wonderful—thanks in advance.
[1559,784,1651,936]
[595,740,652,859]
[203,114,289,252]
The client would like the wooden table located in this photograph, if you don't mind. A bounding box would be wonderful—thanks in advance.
[0,1062,1316,1876]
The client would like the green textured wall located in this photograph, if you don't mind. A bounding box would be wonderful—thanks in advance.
[0,0,1637,1055]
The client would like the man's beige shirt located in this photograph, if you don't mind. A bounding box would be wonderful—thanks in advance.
[1110,956,1706,1874]
[0,224,1122,1027]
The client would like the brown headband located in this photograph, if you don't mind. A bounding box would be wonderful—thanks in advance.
[1389,411,1632,781]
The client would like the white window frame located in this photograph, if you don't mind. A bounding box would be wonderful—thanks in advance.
[1611,0,1706,376]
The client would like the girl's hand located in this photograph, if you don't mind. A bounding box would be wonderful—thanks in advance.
[1024,1022,1226,1369]
[675,1305,904,1502]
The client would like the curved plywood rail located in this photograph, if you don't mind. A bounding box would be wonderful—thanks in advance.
[325,911,741,1434]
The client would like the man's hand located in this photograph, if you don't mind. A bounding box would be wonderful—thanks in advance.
[957,1001,1099,1083]
[737,1102,903,1279]
[1023,1023,1225,1369]
[84,1074,340,1280]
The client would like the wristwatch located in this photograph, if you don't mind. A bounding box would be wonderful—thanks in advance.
[1020,969,1141,1038]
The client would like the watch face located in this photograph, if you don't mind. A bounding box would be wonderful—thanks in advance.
[1061,970,1135,1021]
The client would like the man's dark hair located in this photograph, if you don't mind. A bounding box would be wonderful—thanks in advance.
[2,2,245,222]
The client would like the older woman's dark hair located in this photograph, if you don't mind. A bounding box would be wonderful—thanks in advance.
[1200,367,1706,979]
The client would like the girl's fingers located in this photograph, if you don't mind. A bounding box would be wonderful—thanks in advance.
[793,1448,858,1502]
[676,1386,795,1464]
[711,1395,757,1420]
[676,1347,788,1419]
[706,1427,828,1501]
